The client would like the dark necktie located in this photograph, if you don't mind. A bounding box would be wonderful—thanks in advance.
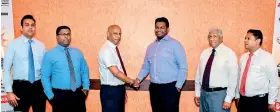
[65,48,76,92]
[28,40,35,83]
[116,46,129,103]
[115,47,127,75]
[202,49,216,89]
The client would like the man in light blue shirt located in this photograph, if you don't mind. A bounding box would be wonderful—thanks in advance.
[41,26,90,112]
[134,17,188,112]
[3,15,47,112]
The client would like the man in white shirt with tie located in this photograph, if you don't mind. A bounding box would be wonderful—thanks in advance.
[3,15,46,112]
[98,25,136,112]
[236,29,278,112]
[194,28,238,112]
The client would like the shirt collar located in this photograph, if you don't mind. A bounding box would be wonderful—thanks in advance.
[211,43,224,52]
[251,48,262,56]
[21,35,35,44]
[56,44,71,51]
[154,35,171,42]
[106,40,117,48]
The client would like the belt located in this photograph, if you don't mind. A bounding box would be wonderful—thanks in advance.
[13,80,40,83]
[101,84,125,87]
[241,93,268,98]
[151,81,176,85]
[203,87,227,92]
[52,86,82,92]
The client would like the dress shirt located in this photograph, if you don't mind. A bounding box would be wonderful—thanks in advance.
[236,48,278,104]
[137,35,188,89]
[41,45,89,99]
[98,40,125,86]
[195,43,238,103]
[3,35,46,92]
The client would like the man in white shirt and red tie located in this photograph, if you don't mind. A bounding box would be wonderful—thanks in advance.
[194,28,238,112]
[235,29,278,112]
[98,25,136,112]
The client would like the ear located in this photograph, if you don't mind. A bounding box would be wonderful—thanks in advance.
[20,26,23,32]
[167,28,170,33]
[256,39,261,45]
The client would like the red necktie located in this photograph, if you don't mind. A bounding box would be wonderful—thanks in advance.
[240,53,253,96]
[115,47,127,75]
[115,46,128,104]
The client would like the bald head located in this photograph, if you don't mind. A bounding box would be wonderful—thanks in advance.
[107,25,122,45]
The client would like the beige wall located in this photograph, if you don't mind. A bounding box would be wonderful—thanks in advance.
[13,0,276,111]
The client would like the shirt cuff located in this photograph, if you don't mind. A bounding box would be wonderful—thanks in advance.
[46,93,54,100]
[235,93,240,99]
[4,86,13,93]
[83,86,89,90]
[224,96,232,103]
[137,76,144,82]
[175,82,183,89]
[195,90,201,97]
[269,100,276,104]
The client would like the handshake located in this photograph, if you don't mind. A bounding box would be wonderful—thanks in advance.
[128,78,141,90]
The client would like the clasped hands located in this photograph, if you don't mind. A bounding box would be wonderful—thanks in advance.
[129,78,141,89]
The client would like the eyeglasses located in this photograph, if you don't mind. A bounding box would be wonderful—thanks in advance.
[58,33,71,36]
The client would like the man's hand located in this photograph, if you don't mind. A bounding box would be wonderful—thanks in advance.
[222,102,231,110]
[133,78,140,88]
[6,92,20,107]
[194,97,200,107]
[82,90,88,96]
[268,104,275,111]
[235,99,239,109]
[176,87,180,92]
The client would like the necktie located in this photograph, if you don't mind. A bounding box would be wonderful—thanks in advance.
[28,40,35,83]
[240,53,253,96]
[65,48,76,92]
[116,46,129,104]
[116,47,127,75]
[202,49,216,89]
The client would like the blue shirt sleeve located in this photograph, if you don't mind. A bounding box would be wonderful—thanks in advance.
[3,42,15,92]
[80,53,90,90]
[137,48,150,81]
[174,42,188,89]
[41,52,54,99]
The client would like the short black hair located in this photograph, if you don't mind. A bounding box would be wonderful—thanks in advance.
[56,26,71,35]
[21,15,36,27]
[247,29,263,46]
[155,17,169,28]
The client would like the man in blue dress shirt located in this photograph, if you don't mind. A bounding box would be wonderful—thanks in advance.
[134,17,188,112]
[41,26,90,112]
[3,15,47,112]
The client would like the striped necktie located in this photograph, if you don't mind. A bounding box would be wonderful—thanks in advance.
[65,48,76,92]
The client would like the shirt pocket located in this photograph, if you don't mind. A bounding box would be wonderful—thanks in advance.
[250,63,265,74]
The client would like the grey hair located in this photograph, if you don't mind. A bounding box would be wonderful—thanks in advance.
[209,28,223,38]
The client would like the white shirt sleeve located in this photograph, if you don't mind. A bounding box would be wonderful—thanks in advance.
[102,49,117,68]
[224,51,238,103]
[195,64,201,97]
[267,56,278,104]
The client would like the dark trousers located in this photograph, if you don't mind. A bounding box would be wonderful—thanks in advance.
[13,80,46,112]
[100,85,125,112]
[49,88,87,112]
[149,81,181,112]
[238,94,269,112]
